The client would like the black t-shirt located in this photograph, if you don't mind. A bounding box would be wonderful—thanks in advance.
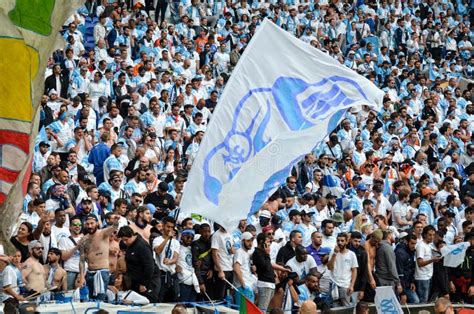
[10,237,29,263]
[144,192,176,220]
[252,247,275,284]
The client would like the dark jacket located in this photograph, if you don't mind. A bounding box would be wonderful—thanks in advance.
[349,243,369,292]
[276,241,296,265]
[44,73,69,98]
[125,234,159,289]
[192,236,213,284]
[253,247,275,284]
[394,242,416,290]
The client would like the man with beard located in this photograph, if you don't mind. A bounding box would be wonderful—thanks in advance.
[130,206,153,242]
[328,233,358,306]
[117,226,160,303]
[177,229,200,302]
[289,272,319,309]
[78,214,119,300]
[276,230,303,264]
[233,232,256,304]
[364,229,382,298]
[348,232,368,303]
[44,248,67,292]
[58,216,84,290]
[321,219,337,250]
[395,234,419,304]
[22,240,46,294]
[192,223,214,300]
[285,246,317,285]
[375,231,402,293]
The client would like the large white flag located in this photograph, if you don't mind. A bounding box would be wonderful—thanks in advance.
[375,286,404,314]
[180,19,384,230]
[441,242,470,268]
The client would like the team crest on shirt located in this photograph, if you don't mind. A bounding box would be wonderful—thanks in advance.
[225,239,232,254]
[186,253,192,266]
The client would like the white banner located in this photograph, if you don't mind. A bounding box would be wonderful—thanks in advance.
[375,286,403,314]
[180,19,384,231]
[441,242,470,268]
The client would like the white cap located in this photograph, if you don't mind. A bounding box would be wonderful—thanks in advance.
[260,210,271,219]
[241,232,254,241]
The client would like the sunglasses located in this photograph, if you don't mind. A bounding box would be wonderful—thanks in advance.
[113,179,122,182]
[265,233,274,236]
[288,181,297,184]
[72,223,82,227]
[34,247,44,250]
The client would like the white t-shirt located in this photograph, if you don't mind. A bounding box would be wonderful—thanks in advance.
[211,229,234,272]
[152,236,180,274]
[374,195,392,216]
[233,248,255,288]
[177,245,195,286]
[330,250,358,288]
[286,255,317,280]
[322,235,337,251]
[392,201,409,230]
[51,225,71,247]
[415,240,433,280]
[2,264,22,300]
[58,235,82,273]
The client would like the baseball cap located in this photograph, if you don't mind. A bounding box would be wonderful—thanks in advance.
[332,212,344,223]
[271,215,282,226]
[39,141,50,147]
[81,196,92,203]
[85,214,99,222]
[300,209,315,216]
[421,187,436,197]
[241,231,254,241]
[182,229,195,237]
[356,183,368,191]
[398,232,409,239]
[317,247,331,255]
[260,210,271,219]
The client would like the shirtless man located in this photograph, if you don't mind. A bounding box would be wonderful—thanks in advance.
[44,248,67,292]
[22,240,46,294]
[364,229,382,290]
[129,206,152,242]
[78,214,119,300]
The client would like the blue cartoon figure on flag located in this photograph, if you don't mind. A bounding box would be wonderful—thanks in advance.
[203,76,371,206]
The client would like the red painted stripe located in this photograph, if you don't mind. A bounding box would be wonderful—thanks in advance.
[0,167,20,184]
[22,160,32,195]
[0,130,29,153]
[0,192,6,204]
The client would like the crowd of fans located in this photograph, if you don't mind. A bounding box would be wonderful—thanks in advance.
[0,0,473,312]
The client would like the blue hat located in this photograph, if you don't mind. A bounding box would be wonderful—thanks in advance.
[181,229,195,236]
[146,203,156,215]
[317,247,331,255]
[356,183,367,191]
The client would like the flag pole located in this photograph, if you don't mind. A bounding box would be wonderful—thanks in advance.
[223,277,242,297]
[203,291,219,313]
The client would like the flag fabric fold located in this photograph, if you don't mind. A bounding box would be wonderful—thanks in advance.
[375,286,404,314]
[239,295,262,314]
[441,242,470,268]
[180,19,384,231]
